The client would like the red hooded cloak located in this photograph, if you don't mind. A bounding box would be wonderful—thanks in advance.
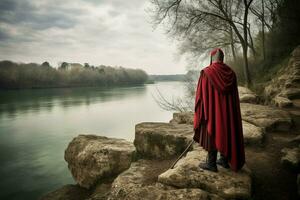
[193,60,245,172]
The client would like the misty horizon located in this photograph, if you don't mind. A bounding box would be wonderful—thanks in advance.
[0,0,188,74]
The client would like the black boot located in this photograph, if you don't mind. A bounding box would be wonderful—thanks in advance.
[216,154,230,169]
[199,150,218,172]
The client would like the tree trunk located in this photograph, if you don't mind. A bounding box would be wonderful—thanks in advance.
[229,27,237,62]
[261,0,266,60]
[242,44,251,87]
[242,0,253,86]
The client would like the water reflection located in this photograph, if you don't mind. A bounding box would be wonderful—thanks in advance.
[0,82,186,200]
[0,85,147,119]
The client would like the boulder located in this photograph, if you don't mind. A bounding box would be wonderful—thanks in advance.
[158,147,252,200]
[134,122,193,159]
[65,135,136,189]
[281,147,300,171]
[272,95,293,108]
[240,103,292,132]
[238,86,258,103]
[170,112,265,145]
[39,185,91,200]
[109,159,224,200]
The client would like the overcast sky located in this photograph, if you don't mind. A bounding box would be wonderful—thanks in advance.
[0,0,188,74]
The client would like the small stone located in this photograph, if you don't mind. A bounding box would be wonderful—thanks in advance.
[65,135,136,189]
[169,111,193,125]
[281,147,300,171]
[242,121,265,145]
[238,86,258,103]
[292,45,300,57]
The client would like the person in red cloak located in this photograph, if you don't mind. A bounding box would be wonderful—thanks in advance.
[193,48,245,172]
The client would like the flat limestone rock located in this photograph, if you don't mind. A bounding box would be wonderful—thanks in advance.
[109,159,224,200]
[134,122,193,159]
[240,103,292,132]
[65,135,136,189]
[238,86,258,103]
[158,147,252,200]
[170,112,265,145]
[281,147,300,171]
[39,184,91,200]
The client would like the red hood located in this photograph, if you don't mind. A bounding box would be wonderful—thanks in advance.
[203,61,236,93]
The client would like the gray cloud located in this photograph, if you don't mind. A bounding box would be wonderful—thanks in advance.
[0,0,186,74]
[0,0,79,30]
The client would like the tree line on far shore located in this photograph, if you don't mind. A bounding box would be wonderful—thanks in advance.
[0,61,149,89]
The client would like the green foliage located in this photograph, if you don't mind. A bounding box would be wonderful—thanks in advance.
[0,61,148,89]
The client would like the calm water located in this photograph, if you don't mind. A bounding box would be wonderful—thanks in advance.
[0,82,186,200]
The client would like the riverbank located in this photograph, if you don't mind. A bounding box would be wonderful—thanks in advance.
[40,46,300,200]
[0,61,148,90]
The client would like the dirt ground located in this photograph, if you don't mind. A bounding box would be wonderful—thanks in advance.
[245,99,300,200]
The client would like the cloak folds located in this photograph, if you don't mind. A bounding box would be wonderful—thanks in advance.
[193,61,245,171]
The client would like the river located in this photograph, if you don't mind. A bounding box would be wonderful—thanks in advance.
[0,81,187,200]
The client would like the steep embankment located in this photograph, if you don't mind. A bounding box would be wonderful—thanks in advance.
[264,46,300,107]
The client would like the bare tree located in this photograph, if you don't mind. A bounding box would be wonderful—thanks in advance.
[149,0,254,86]
[152,78,196,112]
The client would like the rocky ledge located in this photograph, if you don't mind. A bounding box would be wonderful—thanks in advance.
[109,159,223,200]
[41,120,256,200]
[158,146,252,199]
[170,103,292,133]
[168,102,293,146]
